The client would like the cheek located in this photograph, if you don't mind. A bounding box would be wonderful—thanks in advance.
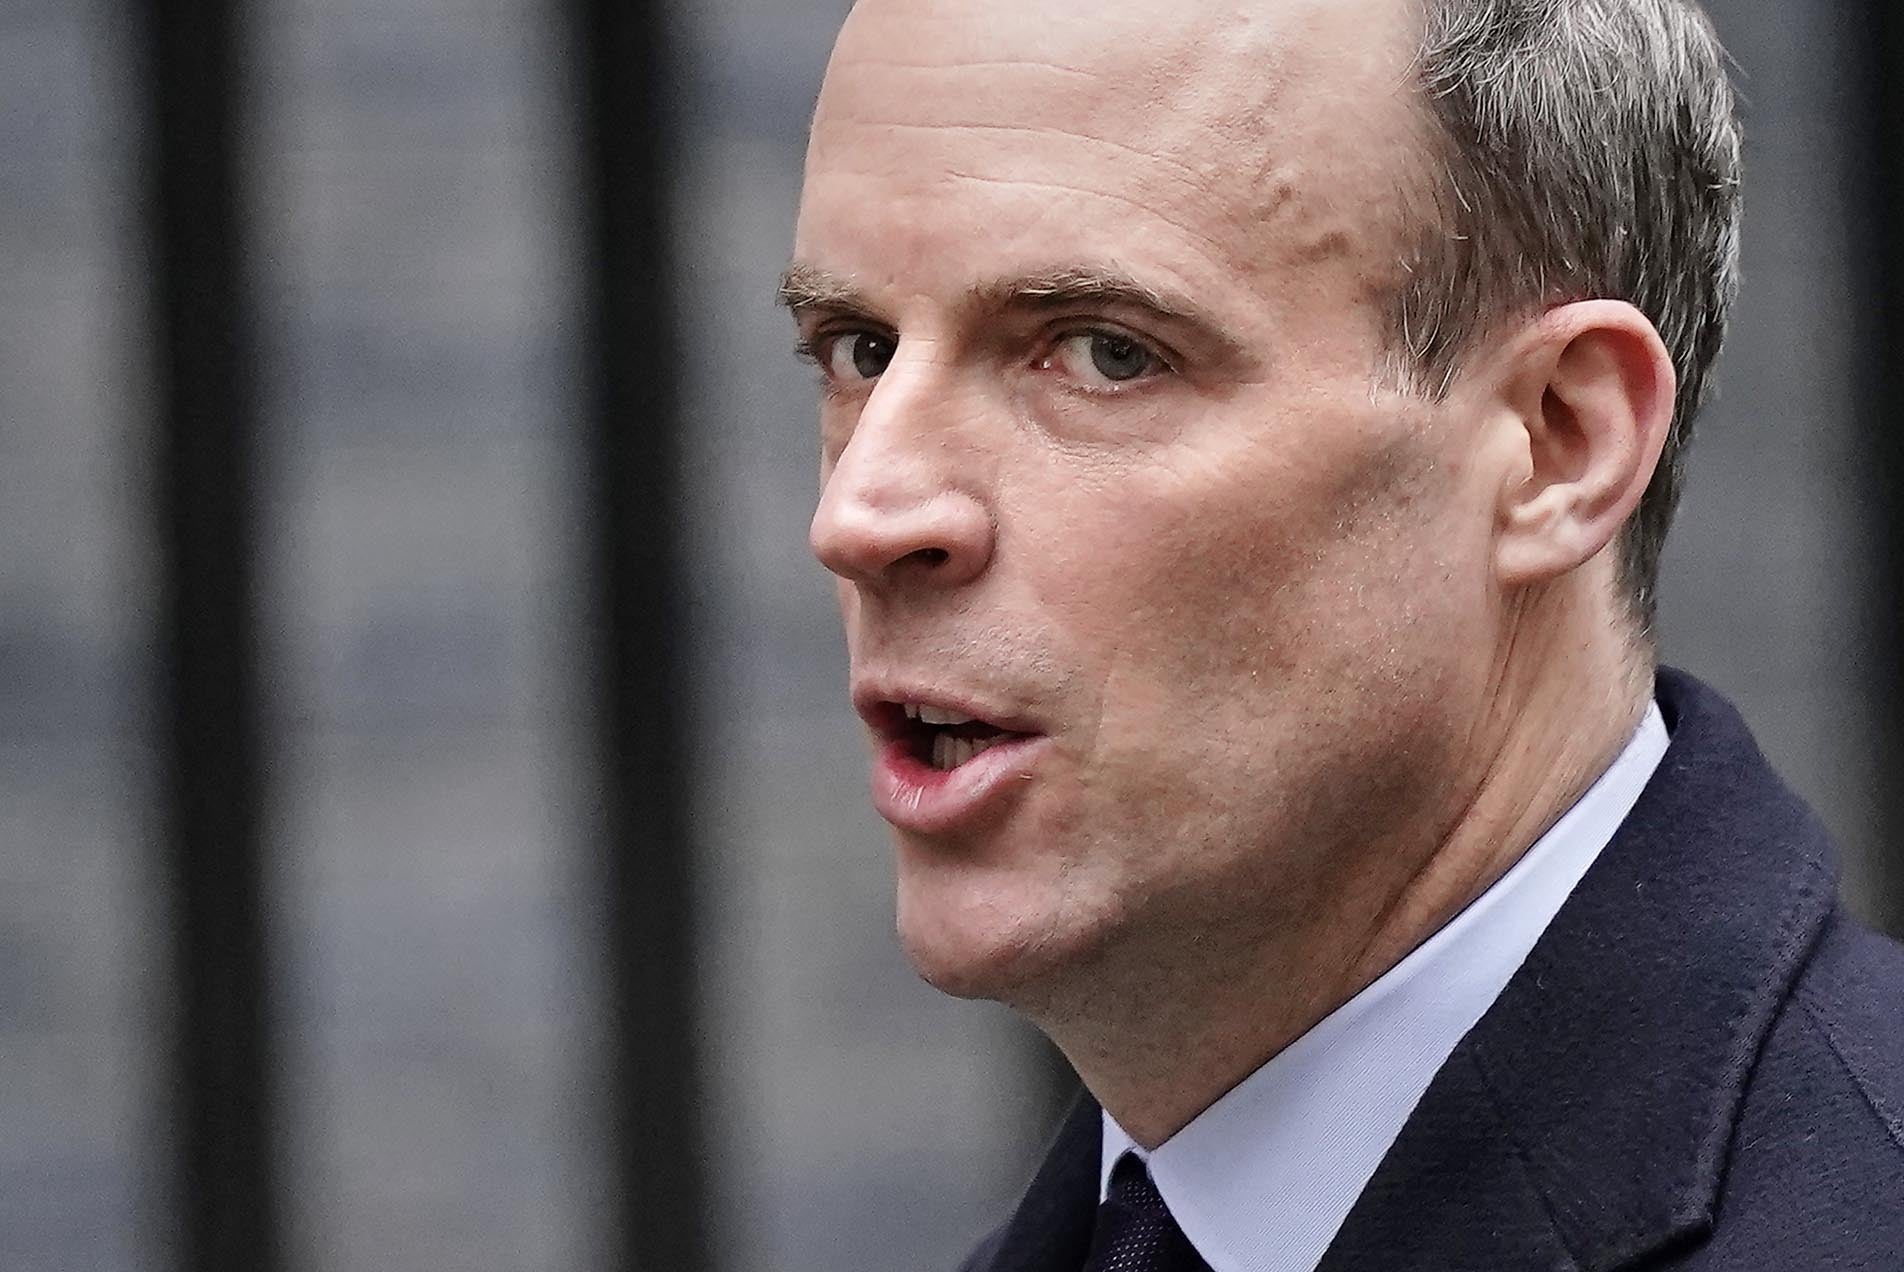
[1027,441,1386,684]
[1024,400,1474,778]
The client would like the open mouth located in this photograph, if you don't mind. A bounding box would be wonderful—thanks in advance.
[892,702,1026,771]
[858,692,1050,832]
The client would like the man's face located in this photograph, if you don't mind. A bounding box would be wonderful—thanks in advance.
[792,0,1509,1006]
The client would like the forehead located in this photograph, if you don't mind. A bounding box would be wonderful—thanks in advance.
[796,0,1425,311]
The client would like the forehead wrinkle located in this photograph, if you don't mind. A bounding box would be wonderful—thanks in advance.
[839,55,1102,82]
[796,153,1241,283]
[815,87,1257,244]
[810,131,1258,267]
[832,118,1216,197]
[933,169,1239,267]
[809,93,1364,288]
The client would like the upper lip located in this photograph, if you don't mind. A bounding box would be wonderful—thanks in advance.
[851,680,1044,740]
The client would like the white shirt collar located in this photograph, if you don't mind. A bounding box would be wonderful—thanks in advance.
[1101,702,1671,1272]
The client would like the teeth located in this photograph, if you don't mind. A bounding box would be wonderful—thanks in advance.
[917,704,977,727]
[930,731,1010,771]
[903,702,921,721]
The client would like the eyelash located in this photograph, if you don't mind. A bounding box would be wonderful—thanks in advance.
[794,324,1177,393]
[793,329,889,403]
[1047,327,1176,393]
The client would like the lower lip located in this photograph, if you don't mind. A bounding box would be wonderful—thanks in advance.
[870,733,1050,835]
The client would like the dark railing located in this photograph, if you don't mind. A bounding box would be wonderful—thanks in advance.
[139,2,284,1268]
[1857,0,1904,938]
[569,3,713,1270]
[138,2,712,1267]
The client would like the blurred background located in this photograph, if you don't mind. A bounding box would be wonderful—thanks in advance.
[1,1,1899,1270]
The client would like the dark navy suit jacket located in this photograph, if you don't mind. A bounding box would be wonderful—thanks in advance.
[961,669,1904,1271]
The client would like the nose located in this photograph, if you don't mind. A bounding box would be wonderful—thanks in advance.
[808,370,995,591]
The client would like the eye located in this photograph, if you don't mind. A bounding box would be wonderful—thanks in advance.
[1044,330,1167,389]
[822,330,896,383]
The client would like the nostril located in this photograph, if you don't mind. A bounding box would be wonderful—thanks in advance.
[810,489,992,585]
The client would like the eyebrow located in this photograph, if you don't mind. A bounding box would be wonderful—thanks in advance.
[976,266,1215,325]
[778,262,1217,329]
[776,262,869,315]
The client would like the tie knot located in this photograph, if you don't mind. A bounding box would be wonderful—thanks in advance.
[1085,1153,1209,1272]
[1107,1153,1169,1215]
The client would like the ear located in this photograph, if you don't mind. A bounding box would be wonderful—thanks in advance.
[1491,300,1677,588]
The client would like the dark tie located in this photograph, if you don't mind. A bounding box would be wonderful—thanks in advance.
[1082,1153,1213,1272]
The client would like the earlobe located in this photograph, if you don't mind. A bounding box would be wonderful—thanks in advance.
[1493,301,1677,589]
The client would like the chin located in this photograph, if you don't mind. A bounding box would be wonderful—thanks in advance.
[892,846,1106,1004]
[900,919,1043,1002]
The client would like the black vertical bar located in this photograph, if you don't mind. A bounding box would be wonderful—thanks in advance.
[570,5,710,1270]
[137,1,283,1268]
[1855,0,1904,939]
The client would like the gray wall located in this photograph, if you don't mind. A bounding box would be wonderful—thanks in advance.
[1656,0,1886,913]
[0,2,1887,1270]
[1,3,159,1268]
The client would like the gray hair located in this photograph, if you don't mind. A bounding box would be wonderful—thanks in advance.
[1391,0,1744,632]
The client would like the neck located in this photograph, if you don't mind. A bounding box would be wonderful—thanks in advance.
[1025,585,1653,1148]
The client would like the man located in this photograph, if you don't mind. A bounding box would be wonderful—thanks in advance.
[780,0,1904,1268]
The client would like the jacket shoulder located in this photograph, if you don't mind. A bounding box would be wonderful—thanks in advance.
[1790,911,1904,1150]
[1674,911,1904,1268]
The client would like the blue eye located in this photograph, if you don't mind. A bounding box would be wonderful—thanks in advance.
[1046,331,1165,387]
[1086,334,1153,382]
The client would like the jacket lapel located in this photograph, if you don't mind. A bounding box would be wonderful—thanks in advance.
[1318,668,1839,1271]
